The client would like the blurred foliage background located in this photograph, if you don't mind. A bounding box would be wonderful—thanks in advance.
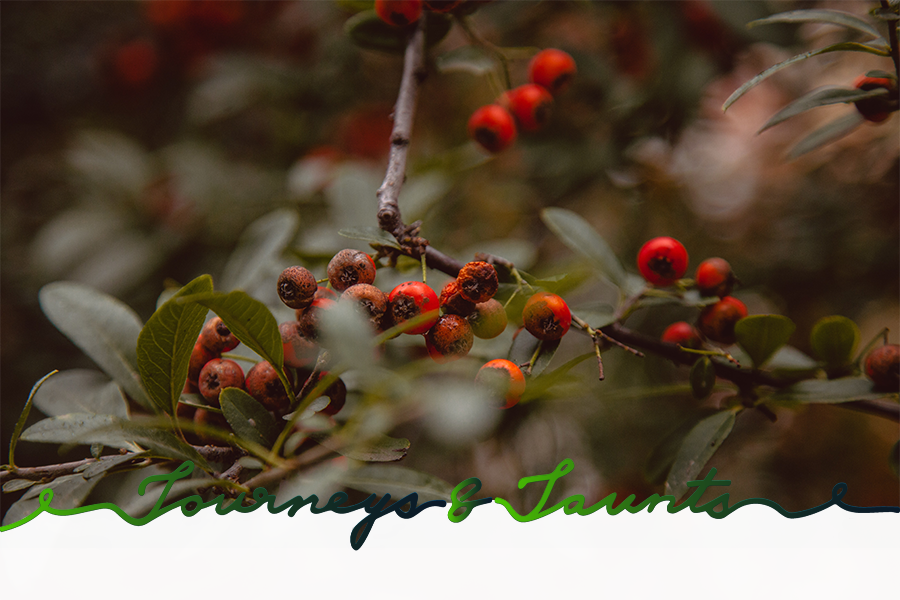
[2,0,898,519]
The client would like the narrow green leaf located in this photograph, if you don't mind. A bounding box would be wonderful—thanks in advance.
[690,357,716,400]
[723,42,890,112]
[338,226,401,249]
[9,370,58,468]
[137,275,213,414]
[309,431,409,462]
[339,465,454,502]
[507,327,561,378]
[759,86,889,133]
[734,315,796,368]
[788,111,865,159]
[665,409,738,499]
[2,474,102,527]
[178,290,291,398]
[32,369,128,419]
[220,209,299,291]
[810,316,861,368]
[78,452,148,479]
[3,479,37,493]
[521,353,594,401]
[644,408,720,486]
[768,378,893,404]
[865,69,898,79]
[220,387,278,448]
[541,208,626,287]
[766,346,821,381]
[749,9,881,39]
[39,282,153,411]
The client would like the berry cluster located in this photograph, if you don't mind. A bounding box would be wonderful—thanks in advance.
[468,49,576,154]
[374,0,463,28]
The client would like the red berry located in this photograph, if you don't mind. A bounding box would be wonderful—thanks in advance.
[198,358,245,407]
[468,104,517,153]
[853,75,897,123]
[388,281,440,335]
[327,249,377,292]
[314,286,338,302]
[637,237,689,287]
[296,297,335,341]
[522,292,571,341]
[198,317,239,354]
[528,48,577,95]
[502,84,554,132]
[476,359,526,409]
[425,314,474,363]
[457,261,499,303]
[695,257,735,298]
[340,283,389,331]
[697,296,748,346]
[278,266,318,310]
[865,344,899,391]
[439,280,476,316]
[467,298,508,339]
[246,361,293,413]
[375,0,423,27]
[661,321,702,349]
[188,342,219,385]
[280,321,318,368]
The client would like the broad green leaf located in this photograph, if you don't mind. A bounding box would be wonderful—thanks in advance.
[435,45,497,75]
[32,369,129,419]
[768,377,893,405]
[734,315,796,368]
[2,479,36,493]
[541,208,626,287]
[788,111,865,159]
[2,474,102,527]
[220,209,299,291]
[9,370,57,467]
[137,275,213,414]
[338,226,401,249]
[723,42,890,111]
[810,316,860,368]
[759,86,889,133]
[344,10,451,54]
[749,9,881,39]
[39,282,153,411]
[521,353,594,401]
[690,357,716,400]
[310,431,409,462]
[178,290,291,398]
[766,346,821,381]
[339,464,454,502]
[644,408,720,486]
[220,387,278,448]
[665,409,738,499]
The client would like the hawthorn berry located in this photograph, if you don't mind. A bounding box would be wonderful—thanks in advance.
[278,266,318,310]
[468,104,517,153]
[280,321,318,368]
[198,358,245,407]
[188,342,218,385]
[246,361,293,413]
[296,297,335,341]
[341,283,389,330]
[198,317,239,354]
[439,279,477,316]
[695,257,735,298]
[375,0,423,27]
[388,281,440,335]
[327,249,377,292]
[314,286,338,302]
[300,371,348,416]
[528,48,577,95]
[661,321,702,349]
[193,408,231,446]
[502,84,554,132]
[467,298,508,339]
[522,292,571,341]
[637,237,689,287]
[476,359,526,409]
[853,75,898,123]
[425,314,474,363]
[697,296,748,346]
[457,261,499,304]
[865,344,899,391]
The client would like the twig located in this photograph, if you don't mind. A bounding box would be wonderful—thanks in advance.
[881,0,900,80]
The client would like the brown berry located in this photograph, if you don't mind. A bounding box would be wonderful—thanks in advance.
[425,314,474,363]
[440,280,476,316]
[278,266,317,310]
[246,361,293,413]
[865,344,899,391]
[280,321,318,368]
[327,249,376,292]
[296,297,335,341]
[188,342,219,385]
[457,261,499,304]
[467,298,508,339]
[198,358,245,407]
[340,283,389,330]
[198,317,239,354]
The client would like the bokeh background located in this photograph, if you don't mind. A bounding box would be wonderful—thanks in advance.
[2,0,898,520]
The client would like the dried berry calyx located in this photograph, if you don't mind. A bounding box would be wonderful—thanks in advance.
[425,314,474,362]
[457,261,499,304]
[327,249,377,292]
[278,266,318,310]
[522,292,571,341]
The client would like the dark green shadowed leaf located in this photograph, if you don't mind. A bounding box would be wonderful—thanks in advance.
[735,315,796,368]
[810,316,860,368]
[32,369,128,419]
[690,357,716,400]
[177,290,291,398]
[220,209,299,291]
[309,431,409,462]
[338,226,401,249]
[507,327,560,378]
[521,353,594,401]
[39,282,153,411]
[665,408,738,500]
[768,378,893,405]
[220,387,278,448]
[748,9,881,39]
[344,10,451,54]
[541,208,626,288]
[758,86,889,133]
[644,408,720,486]
[788,111,865,159]
[137,275,213,414]
[9,370,57,468]
[339,464,454,502]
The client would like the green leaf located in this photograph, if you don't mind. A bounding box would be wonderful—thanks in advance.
[309,431,409,462]
[178,290,291,398]
[9,371,57,468]
[766,346,821,381]
[338,226,401,249]
[665,409,738,500]
[39,282,153,411]
[734,315,796,368]
[644,408,720,486]
[220,209,299,291]
[77,452,149,479]
[2,479,37,493]
[219,387,278,448]
[506,327,560,378]
[344,10,451,54]
[435,45,497,75]
[810,316,861,368]
[521,353,594,401]
[723,41,890,112]
[690,357,716,400]
[865,69,898,79]
[319,300,377,370]
[768,378,893,405]
[339,465,454,502]
[137,275,213,415]
[540,208,626,288]
[788,111,865,159]
[32,369,129,419]
[2,474,102,527]
[759,86,889,133]
[749,9,881,39]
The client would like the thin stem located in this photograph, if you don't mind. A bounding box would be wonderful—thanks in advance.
[881,0,900,79]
